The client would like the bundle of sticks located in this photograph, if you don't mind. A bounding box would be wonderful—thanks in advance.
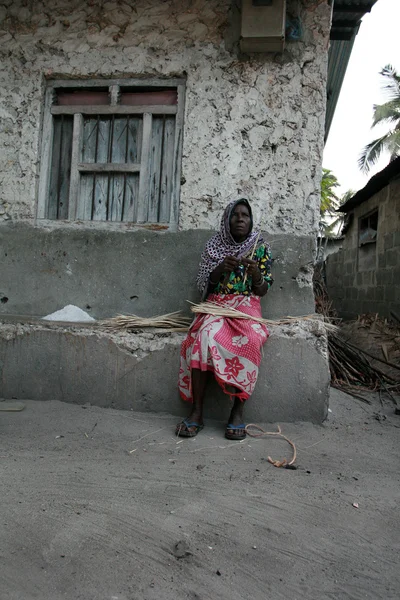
[328,330,398,394]
[313,265,400,397]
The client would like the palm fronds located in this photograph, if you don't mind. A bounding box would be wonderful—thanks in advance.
[372,100,400,127]
[320,168,340,213]
[99,311,191,332]
[379,64,400,99]
[189,301,338,331]
[358,133,392,174]
[359,64,400,174]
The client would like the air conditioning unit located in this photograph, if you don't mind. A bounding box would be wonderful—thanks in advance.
[240,0,286,53]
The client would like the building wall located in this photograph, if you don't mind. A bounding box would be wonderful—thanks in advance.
[326,178,400,320]
[0,0,331,318]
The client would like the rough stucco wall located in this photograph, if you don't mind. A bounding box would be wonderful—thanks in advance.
[0,0,331,234]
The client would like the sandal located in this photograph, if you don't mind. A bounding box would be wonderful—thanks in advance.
[225,423,246,441]
[175,418,204,438]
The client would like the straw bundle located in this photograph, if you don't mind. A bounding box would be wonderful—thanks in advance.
[99,311,191,332]
[189,301,337,331]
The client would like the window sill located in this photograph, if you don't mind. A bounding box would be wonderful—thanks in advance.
[359,240,377,248]
[34,219,177,232]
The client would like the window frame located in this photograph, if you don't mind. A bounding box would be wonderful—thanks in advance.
[358,208,379,247]
[37,78,186,228]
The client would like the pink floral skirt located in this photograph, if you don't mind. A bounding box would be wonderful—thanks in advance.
[179,294,269,402]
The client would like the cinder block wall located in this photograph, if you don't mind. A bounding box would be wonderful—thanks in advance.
[326,179,400,320]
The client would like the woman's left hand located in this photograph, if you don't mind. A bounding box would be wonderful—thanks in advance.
[241,258,262,283]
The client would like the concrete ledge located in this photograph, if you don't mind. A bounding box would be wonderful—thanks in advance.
[0,321,330,423]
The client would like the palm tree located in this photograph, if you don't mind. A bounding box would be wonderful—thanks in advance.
[359,64,400,174]
[320,170,354,240]
[317,179,355,262]
[320,168,339,214]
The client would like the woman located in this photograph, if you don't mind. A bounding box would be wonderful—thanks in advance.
[177,198,273,440]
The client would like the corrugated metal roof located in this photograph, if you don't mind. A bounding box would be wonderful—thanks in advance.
[325,1,378,141]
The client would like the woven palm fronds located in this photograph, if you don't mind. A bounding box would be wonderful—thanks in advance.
[99,311,191,332]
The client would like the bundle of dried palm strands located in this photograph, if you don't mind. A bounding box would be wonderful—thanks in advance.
[189,300,338,331]
[99,311,191,332]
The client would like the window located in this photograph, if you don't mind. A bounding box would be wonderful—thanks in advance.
[37,79,185,225]
[359,210,378,246]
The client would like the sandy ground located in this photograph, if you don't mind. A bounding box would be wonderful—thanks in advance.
[0,388,399,600]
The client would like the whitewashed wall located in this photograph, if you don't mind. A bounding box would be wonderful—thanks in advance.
[0,0,331,234]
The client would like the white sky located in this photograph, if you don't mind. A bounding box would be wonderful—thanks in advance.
[323,0,400,196]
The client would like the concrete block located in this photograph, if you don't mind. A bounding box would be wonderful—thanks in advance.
[378,253,386,269]
[392,266,400,282]
[360,301,376,315]
[358,288,369,301]
[386,248,399,268]
[383,234,394,251]
[346,248,358,263]
[393,232,400,248]
[385,285,399,302]
[0,321,330,424]
[376,269,393,286]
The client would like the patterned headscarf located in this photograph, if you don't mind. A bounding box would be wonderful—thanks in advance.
[196,199,264,295]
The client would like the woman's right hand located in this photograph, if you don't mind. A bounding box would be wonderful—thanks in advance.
[210,255,239,283]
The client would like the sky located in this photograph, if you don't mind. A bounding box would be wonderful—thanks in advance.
[323,0,400,196]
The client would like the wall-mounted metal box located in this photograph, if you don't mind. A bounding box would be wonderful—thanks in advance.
[240,0,286,53]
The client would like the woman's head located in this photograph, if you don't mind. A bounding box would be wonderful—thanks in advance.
[229,199,253,242]
[221,198,253,244]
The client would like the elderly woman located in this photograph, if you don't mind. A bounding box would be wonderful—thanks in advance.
[176,198,273,440]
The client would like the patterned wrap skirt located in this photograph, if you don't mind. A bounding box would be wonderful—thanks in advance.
[179,294,269,402]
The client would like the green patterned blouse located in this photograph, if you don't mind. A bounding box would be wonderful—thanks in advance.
[211,244,274,296]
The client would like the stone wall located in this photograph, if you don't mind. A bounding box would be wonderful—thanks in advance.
[326,178,400,320]
[0,0,330,233]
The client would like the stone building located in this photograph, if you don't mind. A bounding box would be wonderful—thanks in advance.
[326,156,400,321]
[0,1,375,422]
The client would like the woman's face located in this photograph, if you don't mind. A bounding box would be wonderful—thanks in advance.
[229,203,252,242]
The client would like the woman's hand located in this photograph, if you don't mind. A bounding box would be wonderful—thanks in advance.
[210,255,239,283]
[221,256,240,273]
[241,258,262,283]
